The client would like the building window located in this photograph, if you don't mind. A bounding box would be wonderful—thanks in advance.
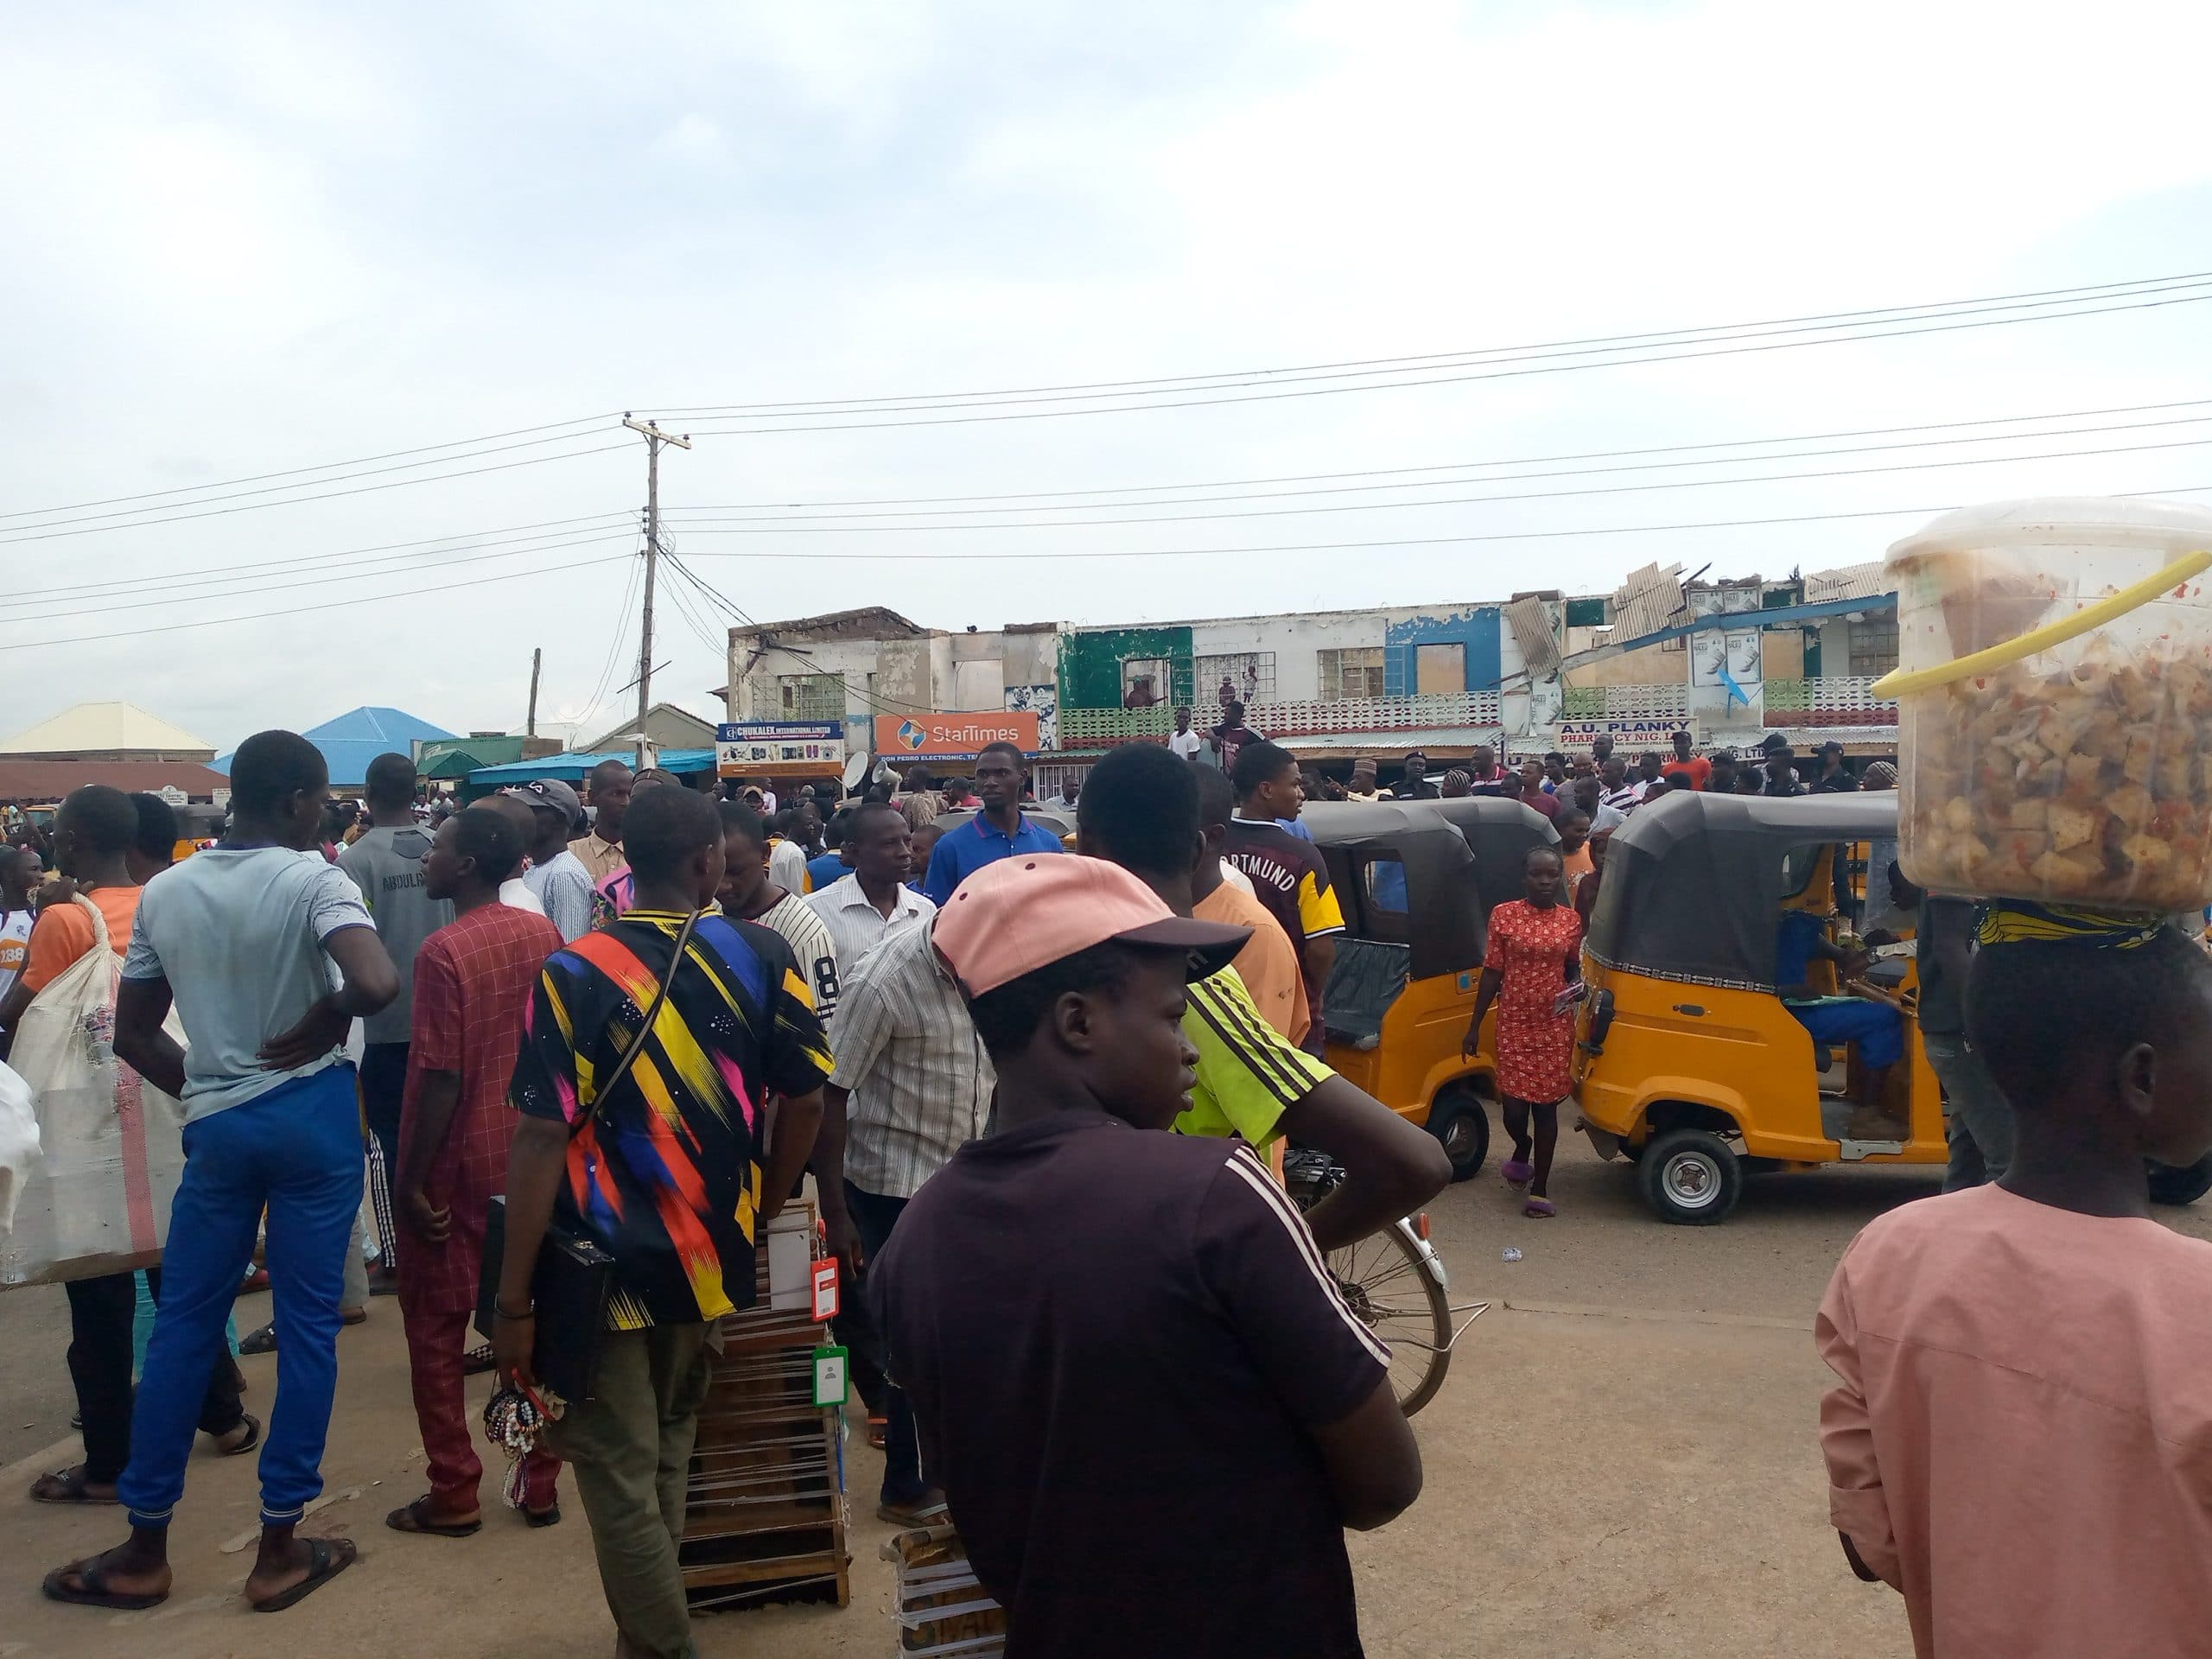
[777,673,846,720]
[1847,616,1897,678]
[1196,652,1275,708]
[1317,646,1386,701]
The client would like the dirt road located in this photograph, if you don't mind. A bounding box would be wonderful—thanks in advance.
[3,1134,2202,1656]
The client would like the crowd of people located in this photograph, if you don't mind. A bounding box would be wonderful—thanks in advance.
[3,715,2207,1658]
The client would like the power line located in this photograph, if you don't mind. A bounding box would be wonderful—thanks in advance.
[671,396,2212,513]
[672,480,2212,563]
[0,412,619,522]
[658,430,2212,536]
[0,513,639,610]
[649,270,2212,416]
[0,550,634,654]
[0,442,634,545]
[569,556,647,732]
[664,292,2212,437]
[0,532,637,626]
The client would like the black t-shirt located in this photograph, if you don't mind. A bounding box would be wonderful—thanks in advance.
[871,1111,1389,1658]
[1915,896,1974,1036]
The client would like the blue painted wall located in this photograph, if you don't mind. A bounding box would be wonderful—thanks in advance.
[1384,607,1503,695]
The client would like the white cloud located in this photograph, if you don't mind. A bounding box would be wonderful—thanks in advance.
[3,0,2210,745]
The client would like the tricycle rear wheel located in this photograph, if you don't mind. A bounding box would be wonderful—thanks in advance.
[1637,1128,1743,1225]
[1425,1086,1491,1183]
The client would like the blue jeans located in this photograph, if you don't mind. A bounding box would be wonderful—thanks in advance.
[845,1182,928,1507]
[1925,1030,2012,1192]
[119,1065,365,1530]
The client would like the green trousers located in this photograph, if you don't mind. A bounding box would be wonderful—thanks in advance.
[545,1323,713,1659]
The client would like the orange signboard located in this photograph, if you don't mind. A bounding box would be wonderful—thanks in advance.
[873,712,1041,759]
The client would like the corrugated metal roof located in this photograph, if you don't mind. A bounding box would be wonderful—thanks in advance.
[1502,595,1560,677]
[1802,562,1892,605]
[0,701,213,757]
[1609,563,1687,639]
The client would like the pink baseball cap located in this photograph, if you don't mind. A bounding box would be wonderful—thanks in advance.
[932,855,1251,997]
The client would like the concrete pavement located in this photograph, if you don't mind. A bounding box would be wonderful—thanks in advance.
[0,1132,2202,1656]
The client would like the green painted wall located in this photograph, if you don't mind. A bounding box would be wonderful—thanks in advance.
[1057,626,1195,708]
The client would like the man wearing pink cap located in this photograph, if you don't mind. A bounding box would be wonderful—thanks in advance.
[873,854,1422,1659]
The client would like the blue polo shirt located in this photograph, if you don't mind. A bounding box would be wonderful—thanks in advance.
[923,812,1065,905]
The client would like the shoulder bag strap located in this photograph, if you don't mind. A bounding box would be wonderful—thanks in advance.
[572,907,701,1138]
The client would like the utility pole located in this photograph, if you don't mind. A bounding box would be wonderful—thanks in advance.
[622,413,692,769]
[525,646,543,738]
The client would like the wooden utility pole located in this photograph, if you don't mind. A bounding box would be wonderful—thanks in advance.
[622,413,692,769]
[525,646,543,738]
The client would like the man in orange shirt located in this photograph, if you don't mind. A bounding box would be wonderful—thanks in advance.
[15,786,254,1505]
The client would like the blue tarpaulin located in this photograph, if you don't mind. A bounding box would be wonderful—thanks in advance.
[461,748,717,793]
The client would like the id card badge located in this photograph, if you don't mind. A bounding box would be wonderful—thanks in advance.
[812,1344,850,1408]
[810,1255,839,1322]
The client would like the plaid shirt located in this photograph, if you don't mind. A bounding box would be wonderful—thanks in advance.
[398,902,566,1313]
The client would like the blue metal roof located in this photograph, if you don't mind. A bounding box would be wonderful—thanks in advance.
[211,706,460,787]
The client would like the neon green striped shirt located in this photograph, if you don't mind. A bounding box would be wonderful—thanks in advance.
[1176,967,1333,1146]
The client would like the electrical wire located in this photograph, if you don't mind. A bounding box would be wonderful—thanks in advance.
[664,292,2212,436]
[656,431,2212,536]
[2,533,638,626]
[0,550,635,654]
[0,513,640,612]
[652,271,2212,416]
[0,442,634,545]
[666,404,2212,523]
[671,480,2212,563]
[668,396,2212,514]
[569,556,647,732]
[0,412,622,523]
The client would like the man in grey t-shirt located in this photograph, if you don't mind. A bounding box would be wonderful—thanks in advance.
[337,753,452,1276]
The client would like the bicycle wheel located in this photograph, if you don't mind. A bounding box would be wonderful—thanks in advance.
[1321,1224,1453,1417]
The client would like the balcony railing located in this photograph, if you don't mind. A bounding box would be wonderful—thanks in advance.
[1056,693,1503,745]
[1764,677,1897,723]
[1560,683,1691,719]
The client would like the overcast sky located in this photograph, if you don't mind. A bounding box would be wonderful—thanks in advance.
[6,0,2212,750]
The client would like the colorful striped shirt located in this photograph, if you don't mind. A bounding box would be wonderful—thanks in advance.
[509,907,833,1329]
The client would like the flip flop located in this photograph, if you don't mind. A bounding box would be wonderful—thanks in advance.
[1523,1197,1558,1218]
[866,1414,887,1451]
[30,1465,119,1505]
[1500,1159,1533,1189]
[386,1496,481,1538]
[41,1557,168,1611]
[215,1414,262,1457]
[249,1536,358,1612]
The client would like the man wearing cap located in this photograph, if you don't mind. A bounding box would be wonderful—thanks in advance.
[871,853,1422,1658]
[1760,734,1807,798]
[503,780,594,943]
[1812,739,1856,792]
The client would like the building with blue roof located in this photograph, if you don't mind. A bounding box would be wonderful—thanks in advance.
[211,706,458,791]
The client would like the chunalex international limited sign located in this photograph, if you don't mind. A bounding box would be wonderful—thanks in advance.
[715,721,846,778]
[873,712,1041,759]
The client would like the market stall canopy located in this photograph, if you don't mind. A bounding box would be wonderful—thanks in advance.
[462,747,717,793]
[1588,790,1897,991]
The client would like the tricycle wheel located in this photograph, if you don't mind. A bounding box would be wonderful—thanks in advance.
[1425,1087,1491,1183]
[1637,1128,1742,1225]
[2147,1153,2212,1207]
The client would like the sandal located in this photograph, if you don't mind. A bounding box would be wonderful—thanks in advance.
[249,1536,358,1612]
[215,1414,262,1457]
[1523,1197,1557,1218]
[866,1414,887,1451]
[386,1495,481,1538]
[42,1556,168,1611]
[30,1465,119,1505]
[1500,1159,1533,1190]
[876,1496,950,1527]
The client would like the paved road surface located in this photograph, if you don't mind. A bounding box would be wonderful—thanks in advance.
[1,1129,2202,1656]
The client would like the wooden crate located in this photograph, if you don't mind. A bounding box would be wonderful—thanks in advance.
[682,1199,850,1611]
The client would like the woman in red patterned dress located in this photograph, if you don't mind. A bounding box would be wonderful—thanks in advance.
[1462,847,1583,1217]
